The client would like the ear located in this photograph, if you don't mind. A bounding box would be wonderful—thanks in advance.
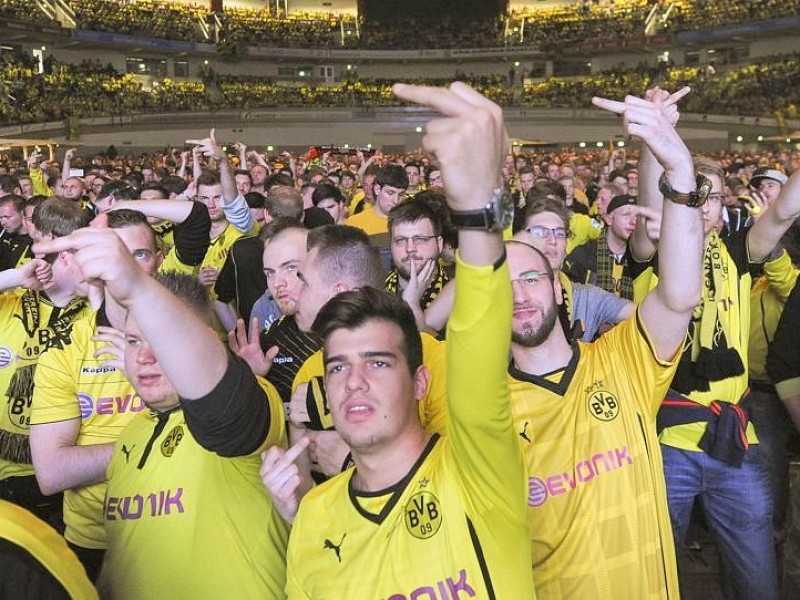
[435,236,444,255]
[333,281,350,295]
[552,272,564,306]
[373,182,381,197]
[413,364,430,402]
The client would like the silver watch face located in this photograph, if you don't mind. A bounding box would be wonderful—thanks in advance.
[494,190,515,230]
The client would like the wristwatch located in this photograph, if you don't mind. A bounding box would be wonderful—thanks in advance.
[448,188,515,231]
[658,172,713,208]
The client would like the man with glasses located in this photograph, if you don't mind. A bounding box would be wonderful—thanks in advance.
[513,197,633,342]
[385,198,449,319]
[509,89,707,597]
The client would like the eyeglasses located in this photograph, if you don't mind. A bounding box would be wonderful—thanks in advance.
[526,226,568,240]
[392,235,437,247]
[512,270,550,286]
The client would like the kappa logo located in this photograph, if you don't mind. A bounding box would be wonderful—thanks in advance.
[0,346,12,368]
[160,425,184,457]
[587,390,619,422]
[404,491,442,540]
[323,533,346,563]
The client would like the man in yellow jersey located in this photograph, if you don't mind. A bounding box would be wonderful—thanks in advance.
[279,224,447,481]
[30,206,207,581]
[33,231,289,599]
[346,163,408,236]
[631,88,800,598]
[264,81,534,599]
[505,89,707,598]
[0,198,92,527]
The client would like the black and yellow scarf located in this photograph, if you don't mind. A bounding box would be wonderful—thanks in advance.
[595,237,634,300]
[384,264,449,311]
[672,230,745,394]
[0,290,86,464]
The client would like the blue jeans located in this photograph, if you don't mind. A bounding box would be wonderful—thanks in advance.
[661,444,778,600]
[741,390,792,533]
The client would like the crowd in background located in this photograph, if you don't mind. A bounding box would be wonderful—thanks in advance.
[2,0,800,50]
[2,52,800,125]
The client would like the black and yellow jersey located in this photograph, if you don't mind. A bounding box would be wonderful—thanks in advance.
[509,311,680,598]
[31,307,143,550]
[286,257,534,599]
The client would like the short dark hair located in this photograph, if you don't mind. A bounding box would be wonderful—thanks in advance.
[526,180,566,204]
[311,183,345,208]
[423,164,441,187]
[375,164,409,191]
[0,193,25,214]
[152,271,213,323]
[160,175,188,196]
[196,171,220,188]
[99,181,137,202]
[139,183,168,199]
[521,198,572,237]
[265,173,293,190]
[244,191,265,209]
[234,169,252,183]
[387,197,442,237]
[313,287,422,375]
[33,197,90,237]
[0,174,20,194]
[106,208,157,250]
[307,225,385,289]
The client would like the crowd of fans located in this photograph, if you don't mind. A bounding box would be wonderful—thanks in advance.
[66,0,207,42]
[2,0,800,50]
[2,52,799,124]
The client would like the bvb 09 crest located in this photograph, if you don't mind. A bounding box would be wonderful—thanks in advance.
[161,425,184,457]
[587,390,619,422]
[404,491,442,540]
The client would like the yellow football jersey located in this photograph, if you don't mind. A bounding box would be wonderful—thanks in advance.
[0,291,89,481]
[345,207,388,236]
[509,311,680,598]
[98,378,288,599]
[286,258,534,599]
[31,308,144,549]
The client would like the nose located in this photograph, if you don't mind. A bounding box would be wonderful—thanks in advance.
[136,342,157,365]
[345,362,369,392]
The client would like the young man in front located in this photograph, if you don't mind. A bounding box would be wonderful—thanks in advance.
[265,82,534,599]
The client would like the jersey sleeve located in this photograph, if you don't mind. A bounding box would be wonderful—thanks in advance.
[445,253,526,516]
[598,307,681,419]
[180,353,286,456]
[763,249,799,303]
[768,280,800,401]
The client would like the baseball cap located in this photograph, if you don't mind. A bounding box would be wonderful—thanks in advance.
[750,167,788,187]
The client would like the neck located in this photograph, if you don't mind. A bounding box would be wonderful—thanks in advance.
[511,329,573,376]
[605,230,627,256]
[45,284,78,308]
[210,219,228,238]
[351,429,430,492]
[371,204,387,219]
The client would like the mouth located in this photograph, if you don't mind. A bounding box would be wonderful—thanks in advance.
[343,401,374,422]
[137,373,163,386]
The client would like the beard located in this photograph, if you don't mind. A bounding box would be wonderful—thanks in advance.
[511,301,559,348]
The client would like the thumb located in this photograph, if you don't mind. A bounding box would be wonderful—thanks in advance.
[265,345,280,362]
[210,127,216,143]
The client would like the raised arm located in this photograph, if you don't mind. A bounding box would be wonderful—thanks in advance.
[748,169,800,261]
[629,87,691,262]
[593,91,703,361]
[61,147,76,184]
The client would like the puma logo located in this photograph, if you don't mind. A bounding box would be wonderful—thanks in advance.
[121,444,134,463]
[323,533,346,563]
[519,421,532,444]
